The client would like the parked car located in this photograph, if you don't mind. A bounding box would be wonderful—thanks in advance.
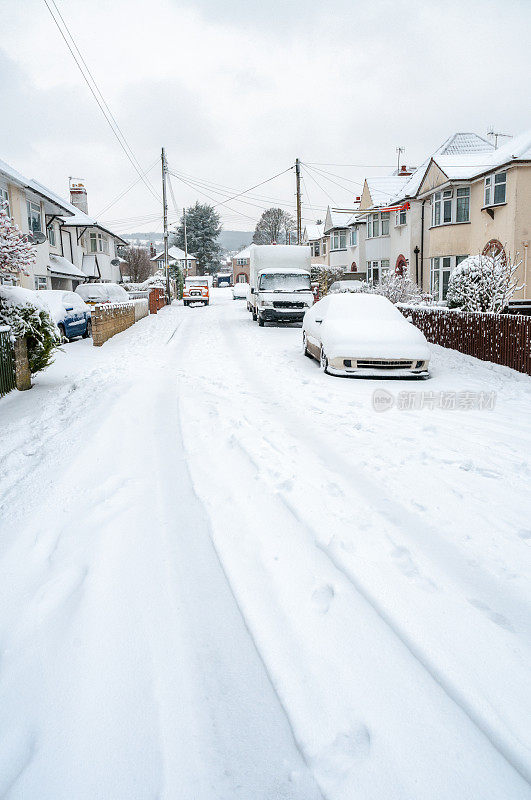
[232,283,250,300]
[302,293,430,377]
[39,290,92,341]
[328,280,367,294]
[75,283,129,305]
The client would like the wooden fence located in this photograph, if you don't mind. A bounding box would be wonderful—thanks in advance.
[0,326,16,397]
[399,306,531,375]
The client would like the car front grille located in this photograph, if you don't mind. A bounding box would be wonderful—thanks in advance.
[273,301,305,309]
[352,359,415,369]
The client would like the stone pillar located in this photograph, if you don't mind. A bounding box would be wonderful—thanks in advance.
[14,337,31,391]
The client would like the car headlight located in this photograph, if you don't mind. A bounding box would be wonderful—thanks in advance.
[260,300,273,307]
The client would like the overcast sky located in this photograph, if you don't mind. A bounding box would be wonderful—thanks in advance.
[1,0,530,235]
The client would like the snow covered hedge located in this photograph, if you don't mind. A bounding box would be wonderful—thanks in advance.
[0,287,61,374]
[446,253,522,313]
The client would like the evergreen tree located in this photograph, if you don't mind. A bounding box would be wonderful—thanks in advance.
[172,202,222,275]
[0,205,35,277]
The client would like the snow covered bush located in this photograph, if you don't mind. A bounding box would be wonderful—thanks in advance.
[373,272,423,305]
[0,205,36,277]
[446,253,522,312]
[0,287,61,374]
[311,265,344,295]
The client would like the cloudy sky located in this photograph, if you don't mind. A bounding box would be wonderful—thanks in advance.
[1,0,530,235]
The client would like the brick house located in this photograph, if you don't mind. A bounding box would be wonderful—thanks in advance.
[232,246,251,283]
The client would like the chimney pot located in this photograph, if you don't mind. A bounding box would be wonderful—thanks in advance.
[69,179,88,214]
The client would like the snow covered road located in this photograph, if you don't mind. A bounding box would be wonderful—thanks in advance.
[0,288,530,799]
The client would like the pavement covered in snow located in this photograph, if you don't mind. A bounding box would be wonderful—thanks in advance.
[0,288,530,799]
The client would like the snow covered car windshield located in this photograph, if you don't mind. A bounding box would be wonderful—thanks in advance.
[258,273,311,292]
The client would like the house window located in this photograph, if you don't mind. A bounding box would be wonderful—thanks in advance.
[367,259,389,283]
[89,232,109,254]
[485,171,506,206]
[395,207,407,226]
[0,186,10,216]
[381,212,390,236]
[27,200,42,233]
[34,276,48,290]
[432,187,469,225]
[349,228,357,247]
[367,212,390,238]
[331,231,346,250]
[47,223,56,247]
[456,188,470,223]
[314,241,320,256]
[430,255,468,301]
[322,241,327,255]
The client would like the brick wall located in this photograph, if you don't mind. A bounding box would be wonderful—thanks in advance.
[91,302,135,347]
[148,288,166,314]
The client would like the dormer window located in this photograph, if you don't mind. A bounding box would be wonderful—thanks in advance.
[484,171,506,207]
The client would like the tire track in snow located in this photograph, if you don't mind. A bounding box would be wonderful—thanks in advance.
[178,300,531,788]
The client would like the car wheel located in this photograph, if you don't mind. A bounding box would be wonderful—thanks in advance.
[57,323,68,342]
[320,348,329,374]
[82,319,92,339]
[303,333,312,358]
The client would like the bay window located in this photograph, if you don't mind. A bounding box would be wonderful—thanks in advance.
[485,171,506,206]
[27,200,42,233]
[367,211,391,238]
[331,230,346,250]
[432,186,470,225]
[381,212,390,236]
[89,231,109,254]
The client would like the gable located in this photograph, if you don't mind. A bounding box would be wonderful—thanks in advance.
[359,181,373,210]
[418,160,450,194]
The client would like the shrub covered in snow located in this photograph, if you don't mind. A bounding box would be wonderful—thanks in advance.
[373,272,424,305]
[0,287,61,374]
[0,205,36,277]
[446,253,522,312]
[311,265,344,295]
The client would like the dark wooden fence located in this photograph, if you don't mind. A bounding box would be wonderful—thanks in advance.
[0,326,16,397]
[399,306,531,376]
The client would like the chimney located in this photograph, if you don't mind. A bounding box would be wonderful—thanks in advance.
[69,178,88,214]
[399,165,414,176]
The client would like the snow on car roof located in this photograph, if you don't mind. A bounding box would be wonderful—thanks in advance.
[325,292,402,319]
[258,267,310,275]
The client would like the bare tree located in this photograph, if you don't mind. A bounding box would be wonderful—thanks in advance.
[253,208,296,244]
[123,247,152,283]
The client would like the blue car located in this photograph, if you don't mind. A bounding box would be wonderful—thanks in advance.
[39,290,92,341]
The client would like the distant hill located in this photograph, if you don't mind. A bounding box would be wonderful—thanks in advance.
[120,230,253,253]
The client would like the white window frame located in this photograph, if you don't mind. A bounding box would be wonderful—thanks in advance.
[27,199,42,234]
[0,186,10,216]
[432,186,470,226]
[47,222,56,247]
[366,259,390,284]
[484,170,507,207]
[366,211,390,238]
[34,276,48,290]
[349,228,357,247]
[430,254,469,301]
[90,231,109,254]
[395,207,407,226]
[331,230,347,250]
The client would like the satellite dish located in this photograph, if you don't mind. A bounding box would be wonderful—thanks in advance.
[110,258,120,266]
[28,231,46,245]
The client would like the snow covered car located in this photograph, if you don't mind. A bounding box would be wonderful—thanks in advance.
[75,283,129,305]
[38,289,92,341]
[232,283,250,300]
[328,280,367,293]
[302,293,430,377]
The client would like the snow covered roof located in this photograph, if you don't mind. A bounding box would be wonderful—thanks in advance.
[431,128,531,182]
[303,224,324,241]
[258,267,310,275]
[57,197,128,245]
[389,132,496,202]
[0,160,74,216]
[324,209,357,233]
[151,246,196,262]
[365,176,411,207]
[48,254,87,279]
[233,246,252,260]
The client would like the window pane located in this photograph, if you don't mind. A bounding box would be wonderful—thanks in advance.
[0,187,9,216]
[494,176,506,204]
[443,200,452,223]
[434,202,440,226]
[456,196,469,222]
[339,232,346,248]
[381,213,389,235]
[381,259,390,271]
[431,268,440,298]
[373,217,380,237]
[494,171,506,184]
[442,270,450,299]
[442,257,451,269]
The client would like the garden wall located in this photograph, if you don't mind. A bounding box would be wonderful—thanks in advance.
[399,306,531,375]
[91,302,135,347]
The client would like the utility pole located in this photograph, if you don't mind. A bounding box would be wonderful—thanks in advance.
[183,206,188,276]
[161,147,170,302]
[295,158,302,245]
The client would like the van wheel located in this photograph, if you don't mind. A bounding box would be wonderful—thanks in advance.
[252,309,257,321]
[83,319,92,339]
[320,348,329,374]
[258,314,265,327]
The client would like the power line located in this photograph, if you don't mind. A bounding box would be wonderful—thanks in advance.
[301,165,337,204]
[97,159,160,217]
[303,163,363,196]
[43,0,161,204]
[169,172,258,222]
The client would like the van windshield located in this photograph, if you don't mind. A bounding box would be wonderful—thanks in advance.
[258,273,311,292]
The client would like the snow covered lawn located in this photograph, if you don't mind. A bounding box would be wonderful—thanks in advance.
[0,289,530,799]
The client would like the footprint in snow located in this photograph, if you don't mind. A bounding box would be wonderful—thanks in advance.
[312,583,335,613]
[468,598,514,632]
[313,725,371,786]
